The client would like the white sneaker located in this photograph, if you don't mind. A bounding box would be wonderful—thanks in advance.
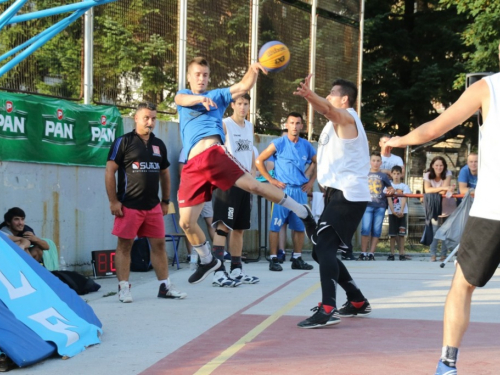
[118,281,133,303]
[212,270,241,287]
[230,267,260,284]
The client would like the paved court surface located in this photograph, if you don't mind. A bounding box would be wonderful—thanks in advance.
[12,256,500,375]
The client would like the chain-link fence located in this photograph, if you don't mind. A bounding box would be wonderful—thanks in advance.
[0,0,360,136]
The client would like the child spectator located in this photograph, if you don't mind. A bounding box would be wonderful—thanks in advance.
[386,166,412,261]
[359,152,394,260]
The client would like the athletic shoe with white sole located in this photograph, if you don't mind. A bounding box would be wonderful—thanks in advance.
[158,283,187,299]
[212,270,241,287]
[230,267,260,284]
[118,281,133,303]
[188,257,221,284]
[335,299,372,317]
[435,360,458,375]
[297,303,340,329]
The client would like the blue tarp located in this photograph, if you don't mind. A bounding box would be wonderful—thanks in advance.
[0,232,102,367]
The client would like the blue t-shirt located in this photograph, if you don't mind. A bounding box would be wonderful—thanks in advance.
[176,88,233,155]
[458,165,477,189]
[367,171,392,208]
[272,137,316,186]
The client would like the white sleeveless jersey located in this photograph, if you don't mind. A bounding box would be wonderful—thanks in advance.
[317,108,371,202]
[223,117,254,171]
[469,73,500,221]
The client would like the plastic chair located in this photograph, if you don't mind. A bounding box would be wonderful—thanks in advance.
[165,202,186,270]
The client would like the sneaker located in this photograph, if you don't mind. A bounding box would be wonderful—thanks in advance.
[158,283,187,299]
[118,281,133,303]
[342,252,356,260]
[230,267,260,284]
[277,249,286,263]
[335,299,372,317]
[269,257,283,271]
[297,303,339,329]
[212,270,241,287]
[224,252,232,262]
[291,256,313,270]
[435,360,457,375]
[399,255,407,261]
[387,255,395,261]
[367,253,375,261]
[300,204,317,241]
[188,257,222,284]
[357,254,366,261]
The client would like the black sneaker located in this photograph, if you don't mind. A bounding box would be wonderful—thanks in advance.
[291,256,313,270]
[367,253,375,261]
[399,255,407,261]
[269,257,283,271]
[335,299,372,318]
[387,255,395,261]
[158,283,187,299]
[277,249,286,263]
[297,303,339,329]
[342,252,356,260]
[357,254,366,261]
[300,204,317,241]
[188,257,221,284]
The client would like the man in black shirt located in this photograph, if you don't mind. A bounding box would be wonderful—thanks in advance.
[105,102,186,303]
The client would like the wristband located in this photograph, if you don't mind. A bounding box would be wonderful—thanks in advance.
[162,199,170,205]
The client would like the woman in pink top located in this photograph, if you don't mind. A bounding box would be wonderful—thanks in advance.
[423,156,455,261]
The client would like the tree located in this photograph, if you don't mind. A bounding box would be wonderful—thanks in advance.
[361,0,470,137]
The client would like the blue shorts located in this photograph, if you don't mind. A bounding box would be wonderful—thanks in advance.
[270,186,307,232]
[361,206,386,238]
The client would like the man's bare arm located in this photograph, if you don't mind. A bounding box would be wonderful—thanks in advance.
[230,63,267,100]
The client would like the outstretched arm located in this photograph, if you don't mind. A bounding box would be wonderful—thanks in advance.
[175,93,217,111]
[387,79,488,148]
[230,62,267,100]
[293,74,354,126]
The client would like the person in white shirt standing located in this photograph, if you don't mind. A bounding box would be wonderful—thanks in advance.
[211,94,260,287]
[293,76,373,329]
[379,134,405,179]
[386,43,500,375]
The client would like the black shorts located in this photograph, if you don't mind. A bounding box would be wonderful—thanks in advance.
[317,188,367,248]
[388,214,407,237]
[458,216,500,287]
[212,186,251,230]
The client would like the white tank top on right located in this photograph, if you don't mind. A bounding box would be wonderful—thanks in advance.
[317,108,371,202]
[469,73,500,221]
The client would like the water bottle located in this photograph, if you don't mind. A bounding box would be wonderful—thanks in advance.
[59,256,67,271]
[190,251,198,270]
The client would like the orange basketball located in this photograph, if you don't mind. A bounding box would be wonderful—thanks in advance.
[258,41,290,73]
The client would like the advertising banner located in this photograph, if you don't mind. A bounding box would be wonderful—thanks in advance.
[0,92,123,167]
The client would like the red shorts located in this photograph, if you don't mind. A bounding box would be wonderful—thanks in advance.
[112,204,165,239]
[178,144,246,208]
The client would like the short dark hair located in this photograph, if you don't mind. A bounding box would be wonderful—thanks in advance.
[331,79,357,107]
[4,207,25,224]
[380,134,391,141]
[286,112,303,122]
[370,151,381,158]
[236,93,251,102]
[136,102,157,111]
[188,57,210,71]
[391,165,403,173]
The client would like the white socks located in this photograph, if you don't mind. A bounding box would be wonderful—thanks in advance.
[278,193,307,218]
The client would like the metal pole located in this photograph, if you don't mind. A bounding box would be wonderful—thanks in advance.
[307,0,318,141]
[249,0,259,126]
[356,0,365,115]
[83,7,94,105]
[405,145,410,183]
[177,0,187,91]
[0,0,28,31]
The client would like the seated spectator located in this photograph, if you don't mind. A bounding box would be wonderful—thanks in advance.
[458,152,478,194]
[0,207,49,262]
[423,156,455,262]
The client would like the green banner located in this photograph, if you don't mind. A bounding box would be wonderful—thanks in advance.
[0,92,123,167]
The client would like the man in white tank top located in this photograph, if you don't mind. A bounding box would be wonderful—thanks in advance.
[386,44,500,375]
[211,94,260,287]
[293,76,373,329]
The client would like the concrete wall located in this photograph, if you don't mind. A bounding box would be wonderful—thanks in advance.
[0,118,303,273]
